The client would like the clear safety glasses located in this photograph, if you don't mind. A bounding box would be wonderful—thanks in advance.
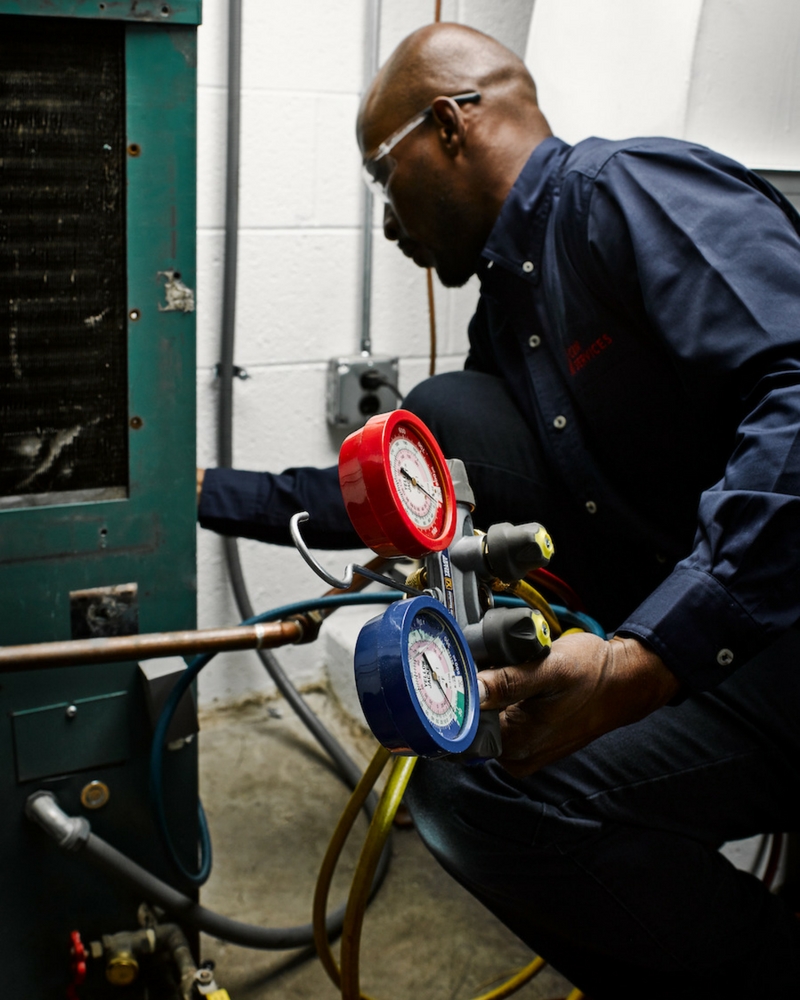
[361,91,481,204]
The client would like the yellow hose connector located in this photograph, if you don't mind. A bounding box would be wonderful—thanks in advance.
[490,577,562,637]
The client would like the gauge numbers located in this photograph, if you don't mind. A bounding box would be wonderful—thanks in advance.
[408,609,468,738]
[338,410,456,558]
[353,596,479,757]
[389,433,443,534]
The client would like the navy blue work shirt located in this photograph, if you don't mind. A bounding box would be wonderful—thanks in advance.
[200,135,800,692]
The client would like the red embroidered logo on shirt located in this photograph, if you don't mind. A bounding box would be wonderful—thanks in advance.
[567,334,613,375]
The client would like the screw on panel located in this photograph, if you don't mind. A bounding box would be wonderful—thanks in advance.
[66,705,78,719]
[130,416,143,430]
[127,143,141,157]
[129,308,141,321]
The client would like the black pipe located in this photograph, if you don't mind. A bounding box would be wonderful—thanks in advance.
[26,791,351,950]
[212,0,391,944]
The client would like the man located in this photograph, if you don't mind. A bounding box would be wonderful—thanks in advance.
[201,24,800,997]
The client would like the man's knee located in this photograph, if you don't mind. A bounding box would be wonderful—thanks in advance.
[403,372,486,456]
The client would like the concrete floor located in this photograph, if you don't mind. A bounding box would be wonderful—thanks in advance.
[197,689,577,1000]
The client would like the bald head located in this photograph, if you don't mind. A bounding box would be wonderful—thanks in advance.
[359,23,545,156]
[357,24,551,288]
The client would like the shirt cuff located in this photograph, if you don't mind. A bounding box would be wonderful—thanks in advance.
[615,563,761,691]
[198,466,361,549]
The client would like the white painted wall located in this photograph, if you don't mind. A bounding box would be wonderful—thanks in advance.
[527,0,800,169]
[195,1,535,706]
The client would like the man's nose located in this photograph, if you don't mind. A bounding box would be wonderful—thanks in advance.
[383,202,401,242]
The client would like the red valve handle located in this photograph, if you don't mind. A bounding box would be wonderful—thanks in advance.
[67,930,87,1000]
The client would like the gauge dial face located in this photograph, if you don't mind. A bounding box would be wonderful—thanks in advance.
[353,596,479,757]
[389,430,445,537]
[338,409,456,558]
[407,609,468,739]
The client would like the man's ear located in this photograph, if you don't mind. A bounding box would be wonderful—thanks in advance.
[430,96,467,156]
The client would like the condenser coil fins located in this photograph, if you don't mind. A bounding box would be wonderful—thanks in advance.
[0,15,128,509]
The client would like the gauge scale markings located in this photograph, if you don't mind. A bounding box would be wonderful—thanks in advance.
[353,596,479,758]
[338,410,456,558]
[389,436,442,533]
[408,613,467,738]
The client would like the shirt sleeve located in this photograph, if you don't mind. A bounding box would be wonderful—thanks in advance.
[581,143,800,689]
[198,466,362,550]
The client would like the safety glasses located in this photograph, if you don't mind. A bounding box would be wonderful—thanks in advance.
[361,91,481,204]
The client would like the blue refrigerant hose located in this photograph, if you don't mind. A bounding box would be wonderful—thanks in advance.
[149,592,404,886]
[152,593,605,886]
[494,596,607,638]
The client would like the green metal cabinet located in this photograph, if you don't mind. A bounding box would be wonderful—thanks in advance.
[0,2,201,993]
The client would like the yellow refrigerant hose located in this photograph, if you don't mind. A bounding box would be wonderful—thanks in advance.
[313,746,572,1000]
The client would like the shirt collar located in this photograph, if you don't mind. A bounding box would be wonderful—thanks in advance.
[479,135,571,286]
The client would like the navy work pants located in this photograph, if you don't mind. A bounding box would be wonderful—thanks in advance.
[402,371,800,999]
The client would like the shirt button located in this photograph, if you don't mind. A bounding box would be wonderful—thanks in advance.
[522,260,536,273]
[553,415,567,429]
[716,648,734,666]
[585,500,597,514]
[528,334,541,349]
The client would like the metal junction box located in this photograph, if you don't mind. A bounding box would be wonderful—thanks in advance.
[326,354,400,429]
[0,2,201,993]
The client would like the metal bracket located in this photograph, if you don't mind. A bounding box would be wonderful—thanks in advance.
[214,364,250,381]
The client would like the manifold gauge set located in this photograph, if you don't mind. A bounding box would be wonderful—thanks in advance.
[334,410,555,761]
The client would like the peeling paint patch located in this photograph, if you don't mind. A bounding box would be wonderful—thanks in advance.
[158,269,195,312]
[70,582,139,640]
[84,307,110,328]
[170,27,198,68]
[8,325,22,379]
[16,418,100,491]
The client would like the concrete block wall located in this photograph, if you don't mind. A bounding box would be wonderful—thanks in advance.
[195,1,535,706]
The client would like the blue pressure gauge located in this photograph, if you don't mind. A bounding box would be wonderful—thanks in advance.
[354,596,480,758]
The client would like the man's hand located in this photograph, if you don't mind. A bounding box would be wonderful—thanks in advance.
[196,467,205,505]
[477,633,681,777]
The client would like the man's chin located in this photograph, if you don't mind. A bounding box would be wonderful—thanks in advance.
[433,261,476,288]
[405,246,476,287]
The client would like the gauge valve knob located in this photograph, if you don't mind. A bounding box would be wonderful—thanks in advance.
[462,608,552,667]
[483,521,554,582]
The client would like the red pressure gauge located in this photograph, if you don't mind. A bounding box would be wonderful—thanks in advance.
[339,410,457,558]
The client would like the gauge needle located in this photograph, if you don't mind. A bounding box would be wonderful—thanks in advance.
[423,652,455,710]
[400,466,438,503]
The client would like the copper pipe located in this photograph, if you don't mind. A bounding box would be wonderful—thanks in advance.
[426,267,437,375]
[0,621,302,673]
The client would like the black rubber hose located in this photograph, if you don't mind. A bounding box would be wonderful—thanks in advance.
[216,0,384,804]
[83,832,347,950]
[218,0,241,463]
[213,0,390,925]
[222,547,378,797]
